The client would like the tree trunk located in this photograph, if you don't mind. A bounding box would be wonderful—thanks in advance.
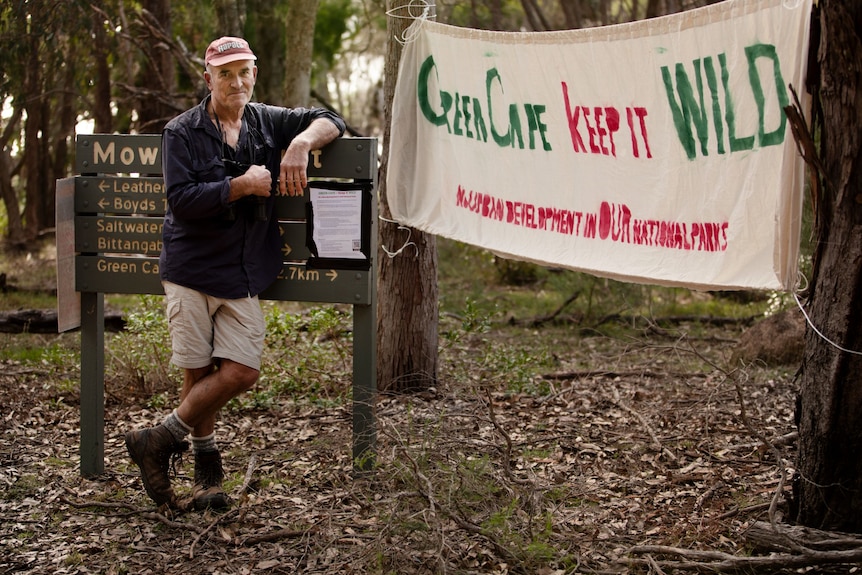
[214,0,246,36]
[284,0,319,107]
[137,0,174,133]
[91,9,113,133]
[0,107,24,245]
[377,0,439,393]
[794,0,862,533]
[22,27,47,241]
[246,0,286,106]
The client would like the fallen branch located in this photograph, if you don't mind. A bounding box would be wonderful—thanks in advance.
[237,527,309,546]
[189,508,240,559]
[65,495,315,550]
[0,309,126,333]
[628,543,862,572]
[508,291,580,327]
[541,368,708,382]
[60,497,202,534]
[239,454,258,495]
[745,520,862,553]
[611,386,677,462]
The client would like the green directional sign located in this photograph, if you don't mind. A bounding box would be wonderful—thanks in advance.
[279,222,311,260]
[262,266,372,304]
[307,138,377,181]
[75,215,163,256]
[76,255,369,304]
[73,215,309,259]
[76,255,162,293]
[76,134,162,174]
[75,134,375,177]
[75,176,166,215]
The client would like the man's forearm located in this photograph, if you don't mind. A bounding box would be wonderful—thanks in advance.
[292,117,342,150]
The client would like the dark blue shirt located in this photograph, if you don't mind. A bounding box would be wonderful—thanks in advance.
[160,96,345,298]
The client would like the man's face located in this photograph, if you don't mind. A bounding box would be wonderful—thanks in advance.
[206,59,257,112]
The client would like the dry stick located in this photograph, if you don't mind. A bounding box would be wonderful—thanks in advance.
[610,386,678,463]
[629,544,862,572]
[400,444,525,572]
[715,501,771,520]
[686,340,809,555]
[538,368,709,405]
[746,521,862,552]
[483,388,533,485]
[60,497,204,534]
[518,290,579,327]
[63,493,306,551]
[239,454,258,494]
[728,367,808,555]
[645,553,668,575]
[543,368,707,381]
[239,527,309,546]
[400,446,437,515]
[189,508,240,559]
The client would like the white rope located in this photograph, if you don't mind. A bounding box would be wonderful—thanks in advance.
[379,215,418,258]
[793,272,862,356]
[386,0,436,45]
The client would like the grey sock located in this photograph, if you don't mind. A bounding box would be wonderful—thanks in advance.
[191,433,217,454]
[162,410,192,443]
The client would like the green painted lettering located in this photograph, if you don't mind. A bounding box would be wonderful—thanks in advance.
[745,43,789,147]
[719,53,754,152]
[418,56,452,130]
[486,68,511,147]
[661,59,710,160]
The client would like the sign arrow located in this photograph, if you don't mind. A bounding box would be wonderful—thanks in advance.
[98,198,110,210]
[98,179,110,193]
[326,270,338,281]
[282,244,292,257]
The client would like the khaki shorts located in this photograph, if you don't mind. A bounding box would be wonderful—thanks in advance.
[163,281,265,371]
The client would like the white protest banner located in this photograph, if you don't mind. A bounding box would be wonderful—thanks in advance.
[387,0,812,290]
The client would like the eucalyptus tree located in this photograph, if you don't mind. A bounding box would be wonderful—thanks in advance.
[0,0,92,245]
[794,0,862,532]
[376,0,439,392]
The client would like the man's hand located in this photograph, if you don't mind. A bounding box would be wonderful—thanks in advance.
[278,142,310,197]
[276,118,342,197]
[229,164,272,201]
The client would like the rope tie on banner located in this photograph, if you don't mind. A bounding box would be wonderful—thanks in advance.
[386,0,436,45]
[379,215,418,258]
[793,273,862,356]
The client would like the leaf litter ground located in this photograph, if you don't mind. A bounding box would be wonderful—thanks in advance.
[1,318,808,574]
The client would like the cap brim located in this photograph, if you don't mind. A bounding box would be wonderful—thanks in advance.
[207,53,257,67]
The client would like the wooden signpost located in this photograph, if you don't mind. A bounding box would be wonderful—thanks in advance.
[57,134,379,477]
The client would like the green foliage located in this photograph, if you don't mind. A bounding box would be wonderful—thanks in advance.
[438,238,774,335]
[229,303,353,410]
[315,0,355,69]
[106,295,177,397]
[5,474,41,501]
[383,421,579,571]
[442,297,554,395]
[441,0,526,30]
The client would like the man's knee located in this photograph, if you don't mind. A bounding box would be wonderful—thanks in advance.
[235,366,259,392]
[221,360,260,392]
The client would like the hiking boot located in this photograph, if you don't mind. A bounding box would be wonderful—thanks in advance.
[125,424,188,507]
[192,450,230,510]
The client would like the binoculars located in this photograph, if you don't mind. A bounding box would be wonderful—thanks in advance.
[223,158,269,222]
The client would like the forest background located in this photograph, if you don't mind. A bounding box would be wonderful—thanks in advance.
[3,0,862,574]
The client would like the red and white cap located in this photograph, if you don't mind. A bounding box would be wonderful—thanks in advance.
[205,37,257,67]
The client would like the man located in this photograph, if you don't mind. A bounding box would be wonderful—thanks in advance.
[125,36,346,510]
